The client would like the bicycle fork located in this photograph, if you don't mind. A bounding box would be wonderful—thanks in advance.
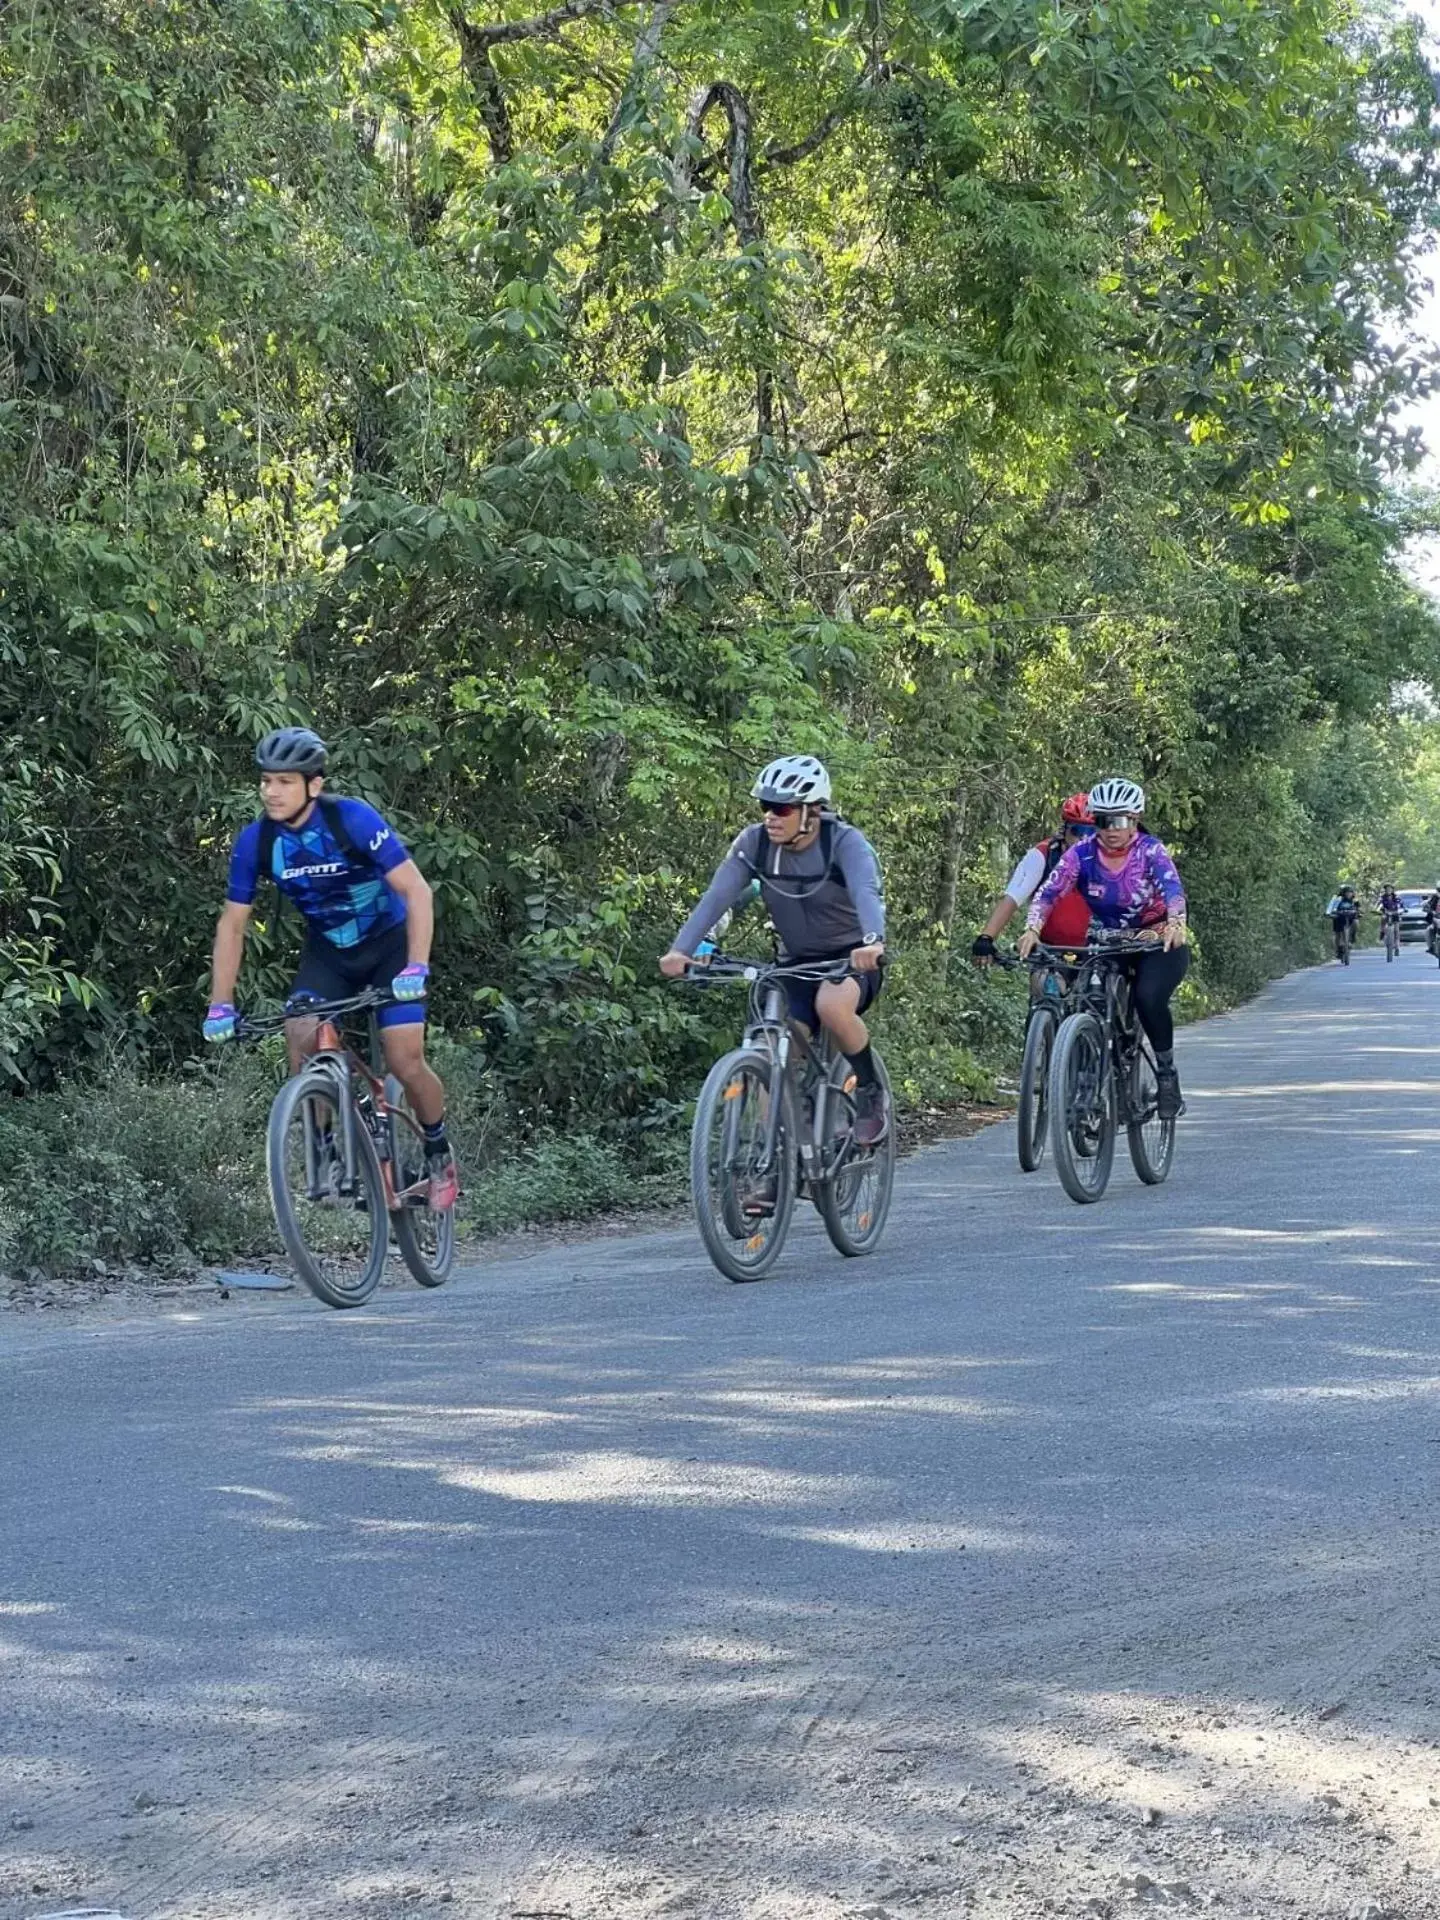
[754,1028,791,1178]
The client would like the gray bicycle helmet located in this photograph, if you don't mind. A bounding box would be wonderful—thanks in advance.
[256,727,328,775]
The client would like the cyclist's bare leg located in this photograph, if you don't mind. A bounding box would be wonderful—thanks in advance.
[284,1015,321,1073]
[379,1024,446,1127]
[815,976,868,1055]
[817,976,887,1142]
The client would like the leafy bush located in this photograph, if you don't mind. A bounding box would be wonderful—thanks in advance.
[0,1052,278,1276]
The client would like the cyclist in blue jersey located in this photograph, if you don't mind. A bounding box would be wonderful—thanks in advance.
[203,728,458,1209]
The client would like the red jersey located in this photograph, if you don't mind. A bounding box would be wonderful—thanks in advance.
[1033,839,1092,947]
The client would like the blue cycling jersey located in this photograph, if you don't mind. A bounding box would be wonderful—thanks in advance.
[226,798,409,949]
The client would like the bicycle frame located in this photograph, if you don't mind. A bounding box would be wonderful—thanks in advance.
[237,991,426,1211]
[696,958,867,1190]
[1070,934,1159,1116]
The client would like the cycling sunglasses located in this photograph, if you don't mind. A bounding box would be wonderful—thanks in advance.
[758,799,801,818]
[1092,811,1138,830]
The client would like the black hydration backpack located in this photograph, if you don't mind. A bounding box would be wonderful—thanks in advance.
[254,794,371,901]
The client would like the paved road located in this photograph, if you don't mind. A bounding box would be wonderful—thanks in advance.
[4,951,1440,1920]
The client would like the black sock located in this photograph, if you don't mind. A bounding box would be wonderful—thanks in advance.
[846,1044,878,1088]
[422,1118,450,1158]
[1155,1048,1175,1070]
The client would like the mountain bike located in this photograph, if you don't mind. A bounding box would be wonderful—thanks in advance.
[1383,912,1401,962]
[236,989,455,1306]
[1047,931,1176,1206]
[682,956,896,1282]
[998,944,1084,1173]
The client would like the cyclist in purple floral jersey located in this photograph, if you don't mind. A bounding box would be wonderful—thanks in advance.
[1018,776,1190,1120]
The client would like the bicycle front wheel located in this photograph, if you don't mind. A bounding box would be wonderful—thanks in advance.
[814,1053,896,1257]
[267,1069,389,1307]
[386,1077,456,1289]
[1016,1007,1056,1173]
[1125,1038,1175,1186]
[1048,1012,1115,1205]
[690,1048,797,1282]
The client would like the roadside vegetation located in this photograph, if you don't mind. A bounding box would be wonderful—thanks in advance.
[3,0,1440,1276]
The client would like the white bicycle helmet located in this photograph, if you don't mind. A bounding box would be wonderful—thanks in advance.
[1088,776,1145,815]
[752,754,832,805]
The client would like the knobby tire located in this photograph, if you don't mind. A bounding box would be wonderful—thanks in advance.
[1048,1011,1115,1205]
[385,1076,456,1288]
[690,1048,797,1282]
[1016,1006,1055,1173]
[1125,1037,1175,1185]
[814,1052,896,1257]
[266,1068,388,1307]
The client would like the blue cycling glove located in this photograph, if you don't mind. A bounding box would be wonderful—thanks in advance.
[392,962,430,1003]
[203,1002,237,1042]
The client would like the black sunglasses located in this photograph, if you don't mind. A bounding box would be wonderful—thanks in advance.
[758,800,801,817]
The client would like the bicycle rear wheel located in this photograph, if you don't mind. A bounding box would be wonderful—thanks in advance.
[814,1054,896,1257]
[267,1068,388,1306]
[1048,1011,1115,1205]
[386,1077,456,1288]
[1125,1038,1175,1185]
[690,1048,797,1281]
[1016,1007,1055,1172]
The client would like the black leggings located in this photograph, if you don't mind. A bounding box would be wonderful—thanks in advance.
[1127,946,1190,1054]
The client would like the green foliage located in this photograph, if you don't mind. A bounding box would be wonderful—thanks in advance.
[0,1052,276,1275]
[2,0,1439,1246]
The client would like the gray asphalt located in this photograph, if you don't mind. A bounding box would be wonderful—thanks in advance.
[3,949,1440,1919]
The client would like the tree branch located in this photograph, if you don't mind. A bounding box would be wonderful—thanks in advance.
[456,0,647,52]
[450,8,515,162]
[760,60,909,170]
[598,1,675,164]
[679,80,762,246]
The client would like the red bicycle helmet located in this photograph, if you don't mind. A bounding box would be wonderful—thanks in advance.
[1060,792,1094,825]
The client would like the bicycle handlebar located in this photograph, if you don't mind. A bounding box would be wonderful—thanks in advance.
[233,987,396,1040]
[680,953,874,986]
[990,933,1168,970]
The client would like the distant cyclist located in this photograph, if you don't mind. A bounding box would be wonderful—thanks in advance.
[659,755,889,1146]
[1379,885,1402,955]
[972,793,1095,968]
[1325,885,1359,962]
[204,728,458,1209]
[1017,777,1189,1119]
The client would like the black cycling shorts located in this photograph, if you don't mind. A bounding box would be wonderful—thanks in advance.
[781,951,883,1032]
[289,924,422,1030]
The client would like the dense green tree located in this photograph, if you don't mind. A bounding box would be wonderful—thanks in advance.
[2,0,1439,1132]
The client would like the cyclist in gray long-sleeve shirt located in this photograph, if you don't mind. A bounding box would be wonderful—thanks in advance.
[660,754,890,1145]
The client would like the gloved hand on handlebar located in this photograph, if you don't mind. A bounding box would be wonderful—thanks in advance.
[971,933,998,967]
[203,1002,238,1043]
[391,962,430,1002]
